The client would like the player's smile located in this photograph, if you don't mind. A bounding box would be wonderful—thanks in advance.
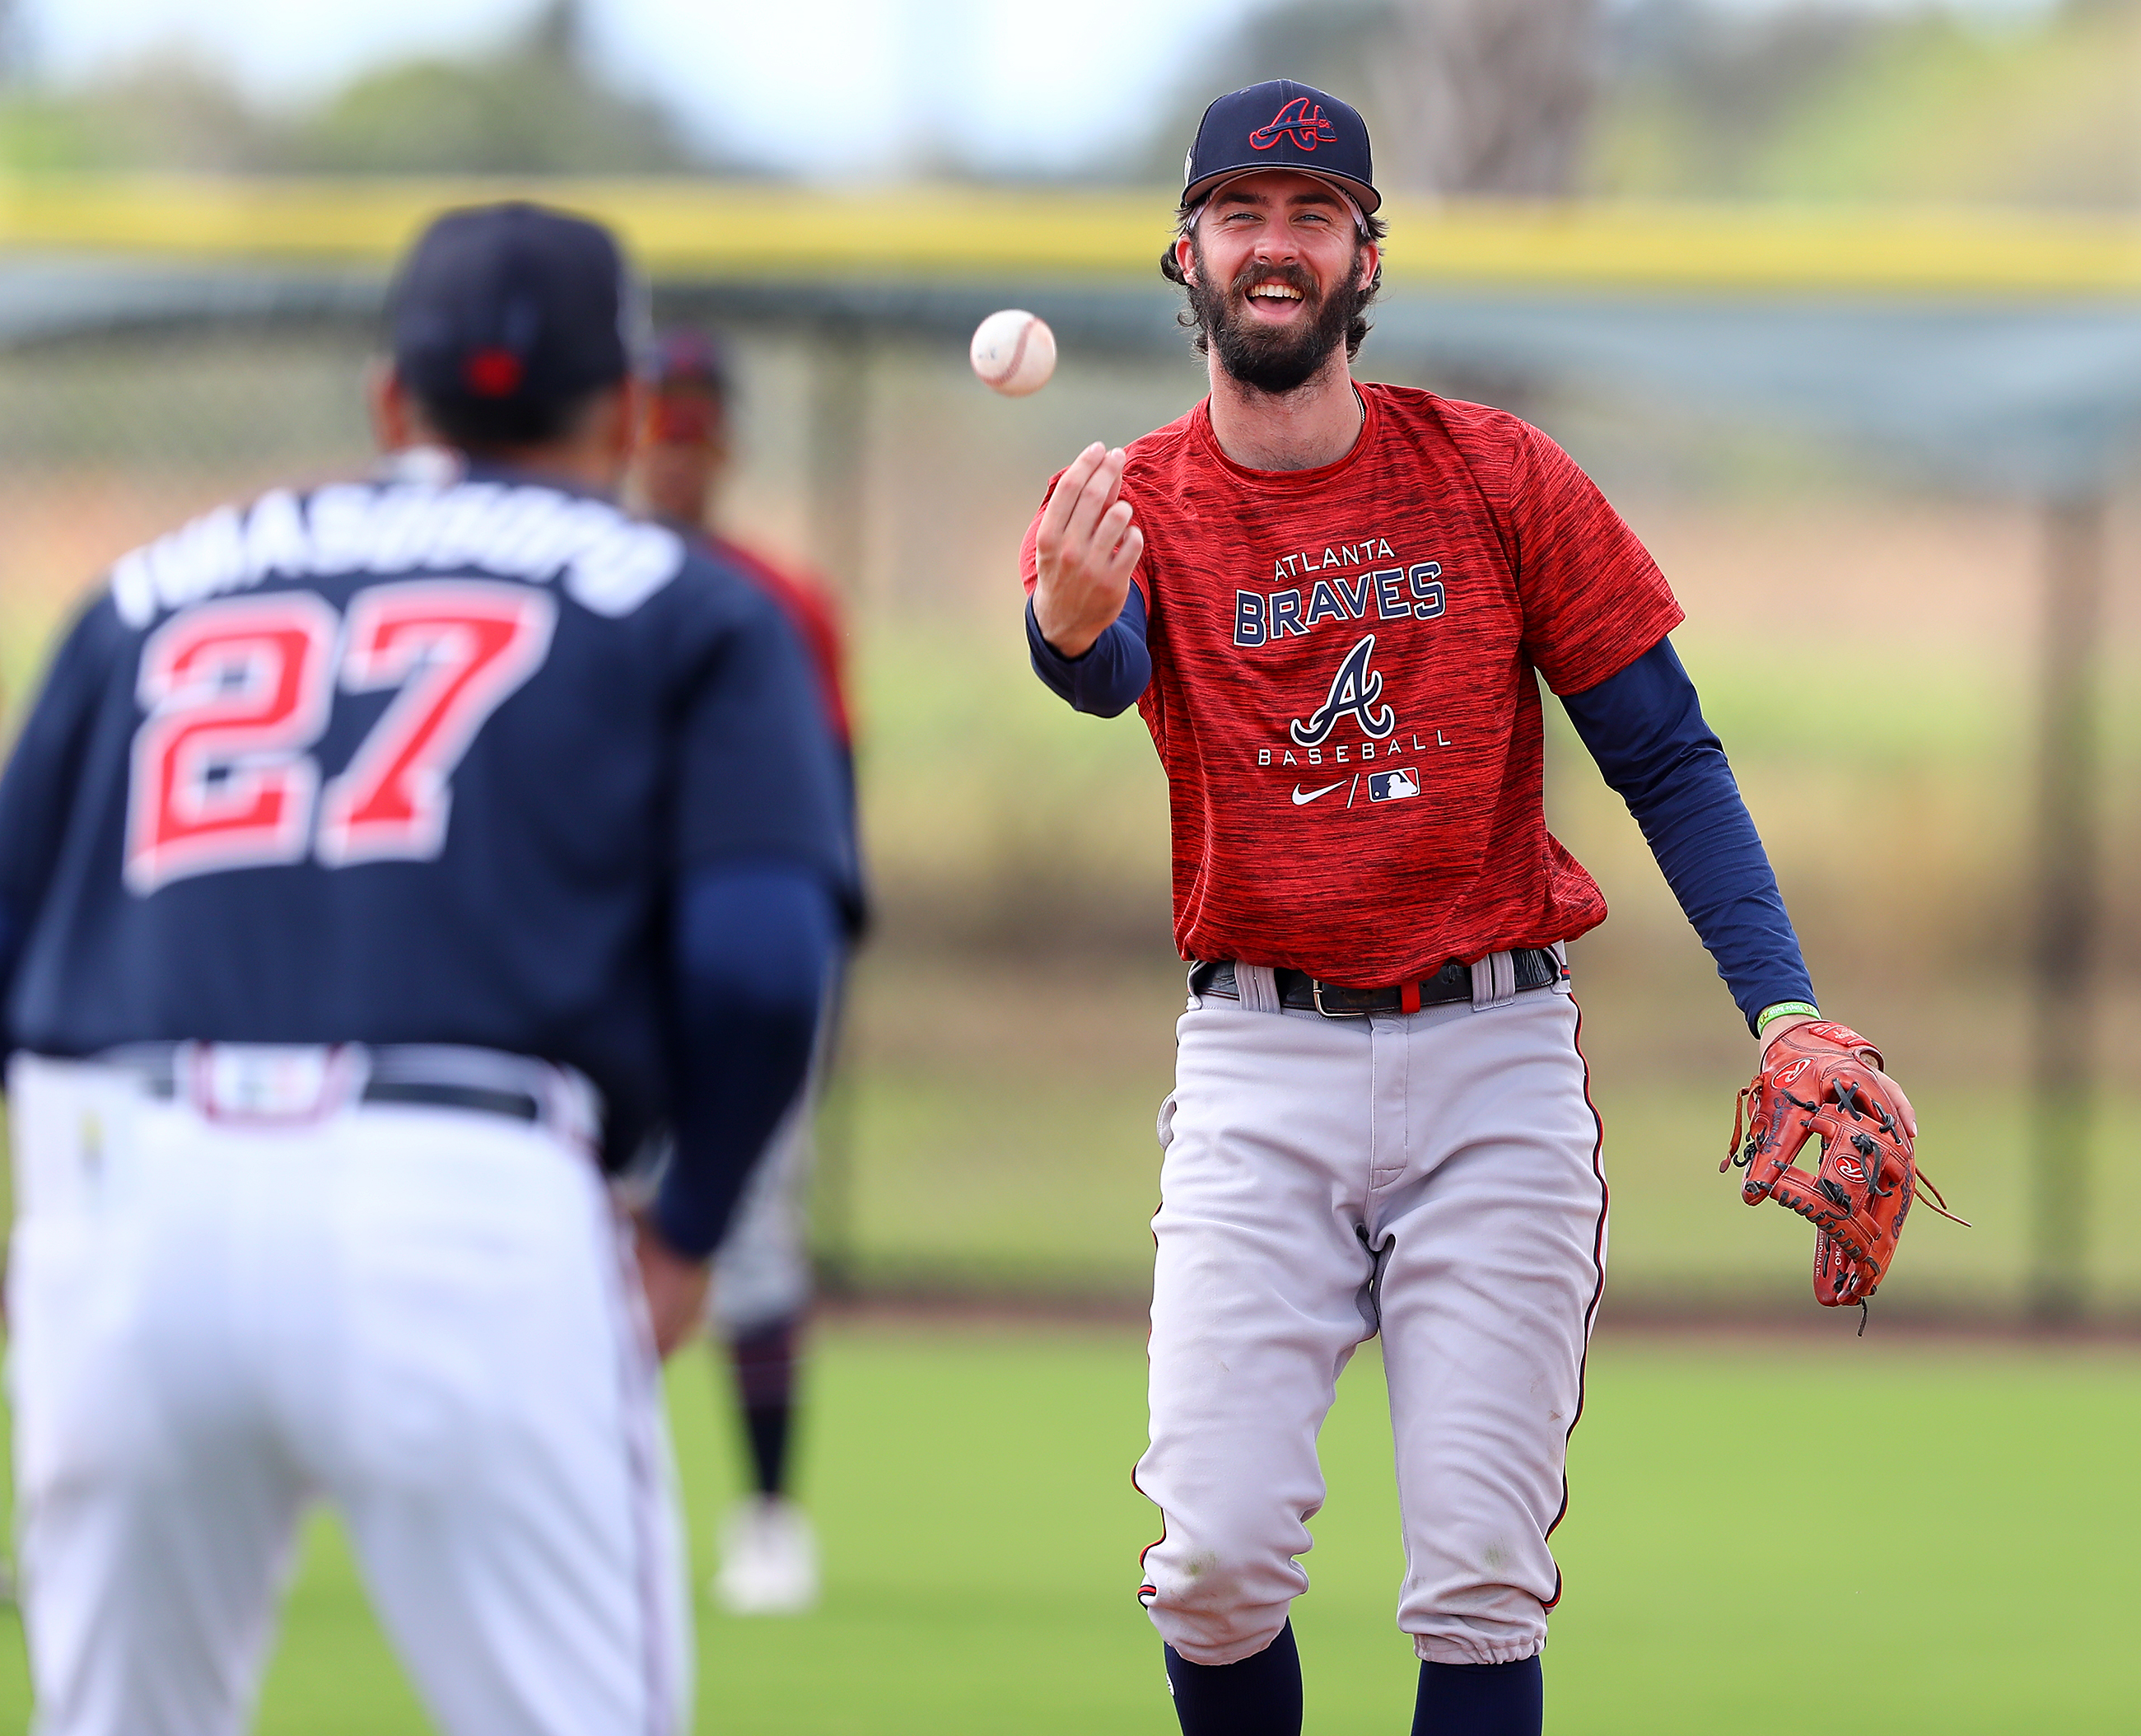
[1239,267,1317,325]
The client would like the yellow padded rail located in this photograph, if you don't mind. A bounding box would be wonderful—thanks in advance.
[4,175,2141,296]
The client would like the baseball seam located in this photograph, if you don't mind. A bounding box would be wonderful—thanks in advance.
[982,320,1032,389]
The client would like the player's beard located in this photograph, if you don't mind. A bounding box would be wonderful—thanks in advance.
[1186,243,1369,395]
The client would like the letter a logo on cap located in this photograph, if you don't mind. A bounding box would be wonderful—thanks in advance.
[1183,81,1382,215]
[1251,96,1336,153]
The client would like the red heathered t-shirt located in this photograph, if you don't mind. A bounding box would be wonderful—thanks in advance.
[1020,385,1683,987]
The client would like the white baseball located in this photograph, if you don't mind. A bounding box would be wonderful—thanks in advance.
[969,310,1056,397]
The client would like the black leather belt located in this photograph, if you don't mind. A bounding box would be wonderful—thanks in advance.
[1191,950,1561,1016]
[357,1080,543,1122]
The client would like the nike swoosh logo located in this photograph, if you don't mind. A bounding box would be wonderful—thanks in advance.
[1291,779,1348,805]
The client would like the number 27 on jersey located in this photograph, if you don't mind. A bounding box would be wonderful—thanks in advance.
[125,580,556,895]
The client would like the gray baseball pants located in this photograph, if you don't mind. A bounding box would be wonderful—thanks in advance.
[1136,968,1606,1668]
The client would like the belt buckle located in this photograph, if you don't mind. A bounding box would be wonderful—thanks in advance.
[184,1043,365,1125]
[1311,980,1369,1019]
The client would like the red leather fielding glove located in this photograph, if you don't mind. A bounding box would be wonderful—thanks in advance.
[1726,1021,1963,1324]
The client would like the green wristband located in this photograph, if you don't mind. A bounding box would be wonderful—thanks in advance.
[1756,1001,1820,1035]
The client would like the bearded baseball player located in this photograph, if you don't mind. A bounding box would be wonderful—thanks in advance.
[1023,82,1921,1735]
[0,203,856,1735]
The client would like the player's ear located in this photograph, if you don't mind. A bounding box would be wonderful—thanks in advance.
[580,377,646,490]
[1355,239,1379,291]
[1174,233,1198,286]
[611,376,649,466]
[706,395,734,475]
[369,360,421,453]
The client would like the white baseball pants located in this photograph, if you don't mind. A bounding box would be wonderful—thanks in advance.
[5,1052,688,1736]
[1136,981,1607,1668]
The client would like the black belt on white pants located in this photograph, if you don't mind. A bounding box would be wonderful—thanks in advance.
[93,1042,602,1143]
[1190,948,1564,1017]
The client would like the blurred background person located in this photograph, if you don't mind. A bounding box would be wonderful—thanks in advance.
[637,326,862,1617]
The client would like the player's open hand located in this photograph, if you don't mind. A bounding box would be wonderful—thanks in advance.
[633,1216,714,1359]
[1759,1013,1917,1139]
[1033,441,1144,658]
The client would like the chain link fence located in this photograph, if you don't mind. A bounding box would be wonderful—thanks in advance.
[7,261,2141,1323]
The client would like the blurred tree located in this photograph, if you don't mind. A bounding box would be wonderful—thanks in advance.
[0,0,719,175]
[1372,0,1600,195]
[1746,0,2141,207]
[0,0,21,89]
[0,54,282,171]
[1122,2,1398,186]
[1122,0,2141,210]
[295,0,708,174]
[1122,0,1600,197]
[1593,0,2141,207]
[1590,2,1863,198]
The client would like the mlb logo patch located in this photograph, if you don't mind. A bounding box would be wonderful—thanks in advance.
[1367,768,1418,803]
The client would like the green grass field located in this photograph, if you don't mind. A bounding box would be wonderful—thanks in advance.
[0,1322,2127,1733]
[3,487,2139,1730]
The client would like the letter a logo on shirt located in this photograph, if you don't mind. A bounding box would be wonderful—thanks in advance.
[1290,633,1397,746]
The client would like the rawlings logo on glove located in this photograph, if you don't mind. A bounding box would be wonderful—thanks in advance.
[1725,1021,1966,1328]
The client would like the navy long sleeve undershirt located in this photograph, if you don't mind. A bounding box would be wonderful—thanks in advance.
[1026,592,1812,1031]
[1026,586,1150,718]
[655,864,841,1261]
[1560,638,1814,1032]
[0,898,17,1054]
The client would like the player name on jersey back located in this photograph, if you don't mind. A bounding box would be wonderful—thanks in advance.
[110,479,685,630]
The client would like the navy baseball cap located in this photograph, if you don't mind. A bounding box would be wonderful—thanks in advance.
[1182,80,1380,218]
[389,203,642,422]
[650,327,734,397]
[646,328,735,442]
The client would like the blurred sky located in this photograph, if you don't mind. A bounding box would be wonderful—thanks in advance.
[16,0,2062,179]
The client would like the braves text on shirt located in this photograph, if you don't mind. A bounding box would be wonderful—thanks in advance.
[1023,385,1683,982]
[1234,556,1444,647]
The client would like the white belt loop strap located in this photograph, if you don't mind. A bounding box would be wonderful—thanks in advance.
[1234,963,1283,1014]
[1470,950,1518,1012]
[541,1064,605,1156]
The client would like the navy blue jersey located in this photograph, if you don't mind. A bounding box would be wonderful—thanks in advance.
[0,464,857,1162]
